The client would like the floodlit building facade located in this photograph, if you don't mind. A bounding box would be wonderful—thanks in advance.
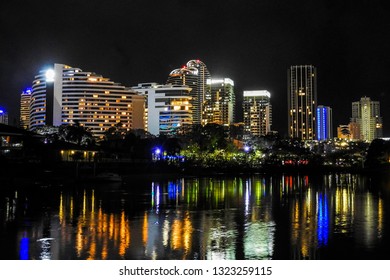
[316,105,333,140]
[29,63,145,139]
[167,60,211,125]
[132,83,192,136]
[243,90,272,137]
[288,65,317,140]
[20,88,32,129]
[337,125,351,140]
[351,96,382,141]
[204,78,235,126]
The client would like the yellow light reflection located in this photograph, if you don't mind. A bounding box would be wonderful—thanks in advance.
[183,212,193,254]
[171,219,182,250]
[142,212,148,246]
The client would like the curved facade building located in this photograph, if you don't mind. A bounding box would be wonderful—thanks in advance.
[167,59,210,125]
[30,64,145,138]
[132,83,192,136]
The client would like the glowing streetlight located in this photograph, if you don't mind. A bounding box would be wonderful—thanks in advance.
[152,147,162,161]
[45,69,55,82]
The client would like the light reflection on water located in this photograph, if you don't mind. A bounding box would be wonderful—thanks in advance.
[1,173,389,260]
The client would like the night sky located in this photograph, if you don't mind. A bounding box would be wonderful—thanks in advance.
[1,0,390,136]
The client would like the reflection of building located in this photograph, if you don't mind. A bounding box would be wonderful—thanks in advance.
[20,88,32,129]
[351,96,382,141]
[29,63,145,138]
[316,105,333,140]
[288,65,317,140]
[243,90,272,137]
[132,83,192,136]
[167,60,211,125]
[204,78,235,126]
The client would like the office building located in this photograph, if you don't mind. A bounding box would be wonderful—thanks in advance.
[351,96,382,141]
[316,105,333,140]
[204,78,235,126]
[29,63,145,139]
[243,90,272,137]
[20,88,32,129]
[288,65,317,140]
[132,83,192,136]
[167,59,211,125]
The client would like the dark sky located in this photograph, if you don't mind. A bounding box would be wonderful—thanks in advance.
[1,0,390,136]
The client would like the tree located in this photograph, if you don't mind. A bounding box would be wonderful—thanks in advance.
[58,121,94,146]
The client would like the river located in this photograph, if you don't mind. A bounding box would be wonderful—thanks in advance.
[1,172,390,260]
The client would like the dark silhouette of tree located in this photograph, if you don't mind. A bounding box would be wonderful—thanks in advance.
[58,121,93,146]
[365,139,390,168]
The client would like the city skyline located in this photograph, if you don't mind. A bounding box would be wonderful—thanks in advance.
[1,1,390,136]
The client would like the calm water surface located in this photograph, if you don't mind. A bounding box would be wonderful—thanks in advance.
[1,172,390,260]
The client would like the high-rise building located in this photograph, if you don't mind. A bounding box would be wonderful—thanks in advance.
[243,90,272,137]
[132,83,192,136]
[167,60,211,125]
[0,107,8,125]
[204,78,235,126]
[288,65,317,140]
[20,88,32,129]
[316,105,333,140]
[29,63,145,139]
[351,96,382,141]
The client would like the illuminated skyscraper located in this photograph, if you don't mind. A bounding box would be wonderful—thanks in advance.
[351,96,382,141]
[132,83,192,136]
[243,90,272,137]
[20,88,32,129]
[167,60,211,125]
[204,78,235,126]
[29,63,145,138]
[288,65,317,140]
[316,105,333,140]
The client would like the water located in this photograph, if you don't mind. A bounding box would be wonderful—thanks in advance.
[1,172,390,260]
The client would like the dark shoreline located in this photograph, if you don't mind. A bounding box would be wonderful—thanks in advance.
[1,160,389,188]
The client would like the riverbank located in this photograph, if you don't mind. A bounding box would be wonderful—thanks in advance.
[1,160,389,187]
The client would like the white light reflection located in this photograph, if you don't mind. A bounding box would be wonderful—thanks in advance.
[244,221,275,259]
[37,238,54,260]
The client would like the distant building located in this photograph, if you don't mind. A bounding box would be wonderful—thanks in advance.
[203,78,235,126]
[351,96,382,141]
[337,125,351,140]
[0,107,8,125]
[29,63,145,139]
[316,105,333,140]
[243,90,272,137]
[167,60,211,125]
[348,121,360,140]
[132,83,192,136]
[288,65,317,140]
[20,88,32,129]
